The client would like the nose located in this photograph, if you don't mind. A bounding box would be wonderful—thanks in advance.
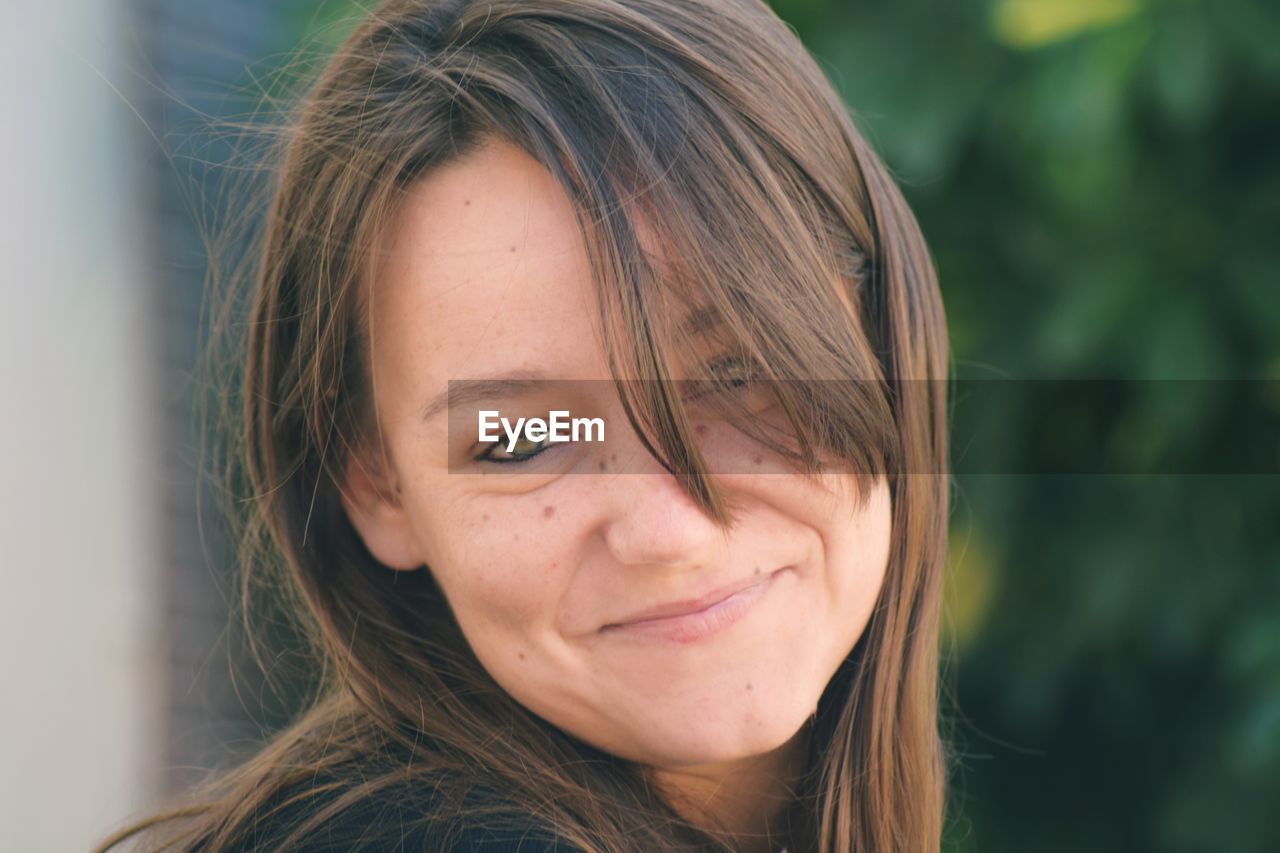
[597,449,728,570]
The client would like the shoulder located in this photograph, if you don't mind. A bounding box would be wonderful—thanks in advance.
[226,772,576,852]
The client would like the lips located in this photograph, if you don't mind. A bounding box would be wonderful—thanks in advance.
[602,567,786,628]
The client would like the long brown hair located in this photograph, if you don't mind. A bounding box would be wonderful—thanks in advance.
[96,0,951,849]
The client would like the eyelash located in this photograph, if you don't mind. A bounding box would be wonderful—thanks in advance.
[684,353,761,402]
[471,355,762,467]
[474,433,556,466]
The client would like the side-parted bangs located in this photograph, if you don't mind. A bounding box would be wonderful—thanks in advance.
[340,0,903,519]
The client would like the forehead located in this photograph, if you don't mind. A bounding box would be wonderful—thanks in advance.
[369,140,607,409]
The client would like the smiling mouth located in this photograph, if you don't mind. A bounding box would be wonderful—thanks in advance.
[600,567,790,644]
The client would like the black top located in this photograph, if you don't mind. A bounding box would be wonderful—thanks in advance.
[220,776,576,852]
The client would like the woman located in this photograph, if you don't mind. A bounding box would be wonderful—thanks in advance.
[97,0,950,849]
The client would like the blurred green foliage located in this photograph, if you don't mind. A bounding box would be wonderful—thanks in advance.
[260,1,1280,849]
[764,0,1280,849]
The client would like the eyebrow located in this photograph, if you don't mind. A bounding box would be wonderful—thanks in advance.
[420,370,552,422]
[680,303,723,337]
[419,306,724,422]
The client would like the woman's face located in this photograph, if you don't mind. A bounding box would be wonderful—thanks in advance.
[342,138,892,772]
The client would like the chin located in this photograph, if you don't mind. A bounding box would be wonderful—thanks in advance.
[632,694,814,768]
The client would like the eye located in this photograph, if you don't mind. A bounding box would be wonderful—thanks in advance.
[709,354,759,387]
[685,354,762,402]
[474,430,554,465]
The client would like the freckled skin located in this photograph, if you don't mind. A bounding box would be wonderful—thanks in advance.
[342,138,893,778]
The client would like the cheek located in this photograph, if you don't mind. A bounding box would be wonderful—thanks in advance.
[739,472,892,622]
[424,496,579,653]
[824,480,894,621]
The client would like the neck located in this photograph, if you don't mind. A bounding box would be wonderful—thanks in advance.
[649,722,811,852]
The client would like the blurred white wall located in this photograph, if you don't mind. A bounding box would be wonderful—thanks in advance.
[0,2,165,850]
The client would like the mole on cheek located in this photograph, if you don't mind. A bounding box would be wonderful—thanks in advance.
[752,454,763,465]
[695,424,708,437]
[598,458,608,472]
[543,505,555,519]
[745,683,753,692]
[482,513,490,522]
